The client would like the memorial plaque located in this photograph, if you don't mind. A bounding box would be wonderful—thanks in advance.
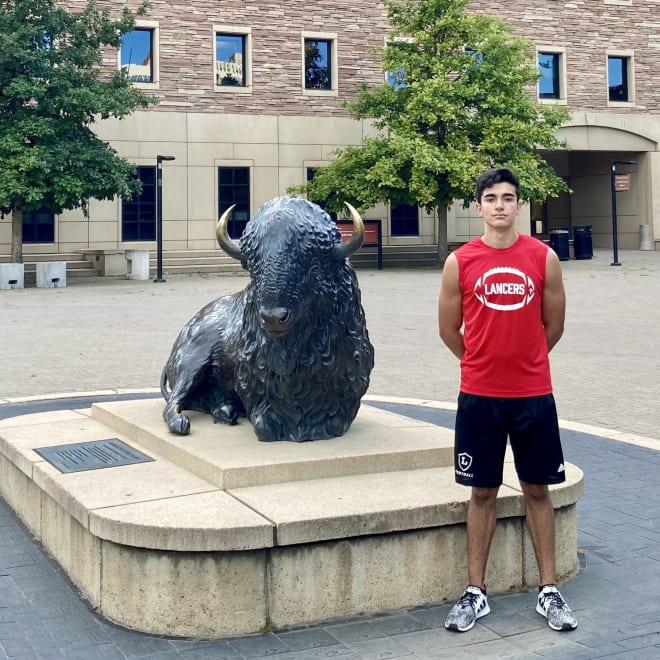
[34,438,154,473]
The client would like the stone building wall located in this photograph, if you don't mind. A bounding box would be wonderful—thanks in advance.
[470,0,660,114]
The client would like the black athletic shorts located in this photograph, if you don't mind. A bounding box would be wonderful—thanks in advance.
[454,392,566,488]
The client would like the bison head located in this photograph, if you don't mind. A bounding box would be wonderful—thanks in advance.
[216,197,365,338]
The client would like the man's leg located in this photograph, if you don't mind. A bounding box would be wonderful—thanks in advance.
[520,479,578,631]
[519,480,556,585]
[445,485,498,632]
[467,486,500,588]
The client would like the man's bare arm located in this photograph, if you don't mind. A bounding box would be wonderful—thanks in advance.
[438,253,465,360]
[543,248,566,352]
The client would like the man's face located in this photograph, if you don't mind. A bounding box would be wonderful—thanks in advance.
[476,182,521,229]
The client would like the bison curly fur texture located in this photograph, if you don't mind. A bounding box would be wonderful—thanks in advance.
[161,197,375,442]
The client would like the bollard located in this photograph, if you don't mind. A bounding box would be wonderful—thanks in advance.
[640,224,653,251]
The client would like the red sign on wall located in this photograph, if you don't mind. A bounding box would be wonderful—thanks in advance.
[336,220,381,247]
[335,219,383,269]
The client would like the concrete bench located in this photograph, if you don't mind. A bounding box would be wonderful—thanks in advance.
[78,249,151,279]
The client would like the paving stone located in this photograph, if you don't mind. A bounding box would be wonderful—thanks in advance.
[276,628,347,652]
[226,633,289,658]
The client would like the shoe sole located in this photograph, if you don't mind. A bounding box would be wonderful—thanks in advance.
[536,603,577,631]
[445,603,491,632]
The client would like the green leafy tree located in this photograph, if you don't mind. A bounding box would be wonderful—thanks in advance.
[0,0,155,263]
[290,0,571,266]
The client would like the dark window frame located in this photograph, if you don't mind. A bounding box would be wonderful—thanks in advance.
[608,55,630,102]
[215,32,247,87]
[306,168,337,220]
[538,52,561,100]
[122,166,156,242]
[121,28,155,83]
[22,207,55,244]
[218,166,251,239]
[390,203,419,237]
[304,38,332,90]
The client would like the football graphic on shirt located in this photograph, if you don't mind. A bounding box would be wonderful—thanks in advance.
[473,267,535,311]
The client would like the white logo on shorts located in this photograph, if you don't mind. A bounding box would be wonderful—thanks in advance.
[458,452,473,471]
[557,463,565,473]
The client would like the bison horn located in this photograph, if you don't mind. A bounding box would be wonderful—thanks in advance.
[333,202,365,259]
[215,204,243,261]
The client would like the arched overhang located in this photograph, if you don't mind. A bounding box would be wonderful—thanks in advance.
[557,116,658,152]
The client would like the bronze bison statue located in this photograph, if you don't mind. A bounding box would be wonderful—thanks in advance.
[160,196,375,442]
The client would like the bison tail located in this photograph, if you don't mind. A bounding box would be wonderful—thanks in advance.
[160,368,171,402]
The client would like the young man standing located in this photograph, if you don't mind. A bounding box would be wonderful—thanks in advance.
[438,168,577,633]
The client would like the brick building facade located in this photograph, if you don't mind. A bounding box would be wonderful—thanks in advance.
[2,0,658,264]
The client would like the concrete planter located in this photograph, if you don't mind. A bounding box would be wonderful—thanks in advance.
[125,250,150,280]
[0,263,24,289]
[36,261,66,288]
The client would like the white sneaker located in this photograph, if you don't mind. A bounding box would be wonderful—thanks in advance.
[536,585,578,631]
[445,585,490,632]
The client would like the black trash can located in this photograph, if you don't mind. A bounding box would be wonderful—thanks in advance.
[549,229,570,261]
[573,225,593,260]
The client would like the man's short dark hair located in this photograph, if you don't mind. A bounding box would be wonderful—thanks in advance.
[476,168,520,203]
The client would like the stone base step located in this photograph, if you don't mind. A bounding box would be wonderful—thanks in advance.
[0,398,583,638]
[1,244,442,281]
[151,245,440,274]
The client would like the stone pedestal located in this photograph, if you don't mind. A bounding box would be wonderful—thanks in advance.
[0,399,583,638]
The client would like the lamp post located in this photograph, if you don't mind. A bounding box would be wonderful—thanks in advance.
[610,159,637,267]
[154,155,176,283]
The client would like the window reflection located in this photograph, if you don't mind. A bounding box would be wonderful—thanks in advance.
[121,29,153,83]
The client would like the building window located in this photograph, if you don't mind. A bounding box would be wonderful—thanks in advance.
[385,67,407,90]
[464,47,484,66]
[120,23,159,87]
[218,167,250,238]
[537,48,567,103]
[391,204,419,237]
[122,166,156,241]
[22,207,54,244]
[215,29,251,89]
[305,39,331,89]
[302,33,337,95]
[608,54,633,102]
[306,168,337,220]
[384,36,413,88]
[538,53,560,99]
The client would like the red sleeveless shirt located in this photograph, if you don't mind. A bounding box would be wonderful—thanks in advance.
[454,233,552,397]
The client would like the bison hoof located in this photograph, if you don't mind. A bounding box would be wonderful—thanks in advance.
[169,414,190,435]
[212,404,238,426]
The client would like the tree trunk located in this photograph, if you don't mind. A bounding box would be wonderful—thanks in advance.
[436,205,449,268]
[11,206,23,264]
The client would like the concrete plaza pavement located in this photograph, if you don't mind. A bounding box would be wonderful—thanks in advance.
[0,247,660,658]
[1,247,659,440]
